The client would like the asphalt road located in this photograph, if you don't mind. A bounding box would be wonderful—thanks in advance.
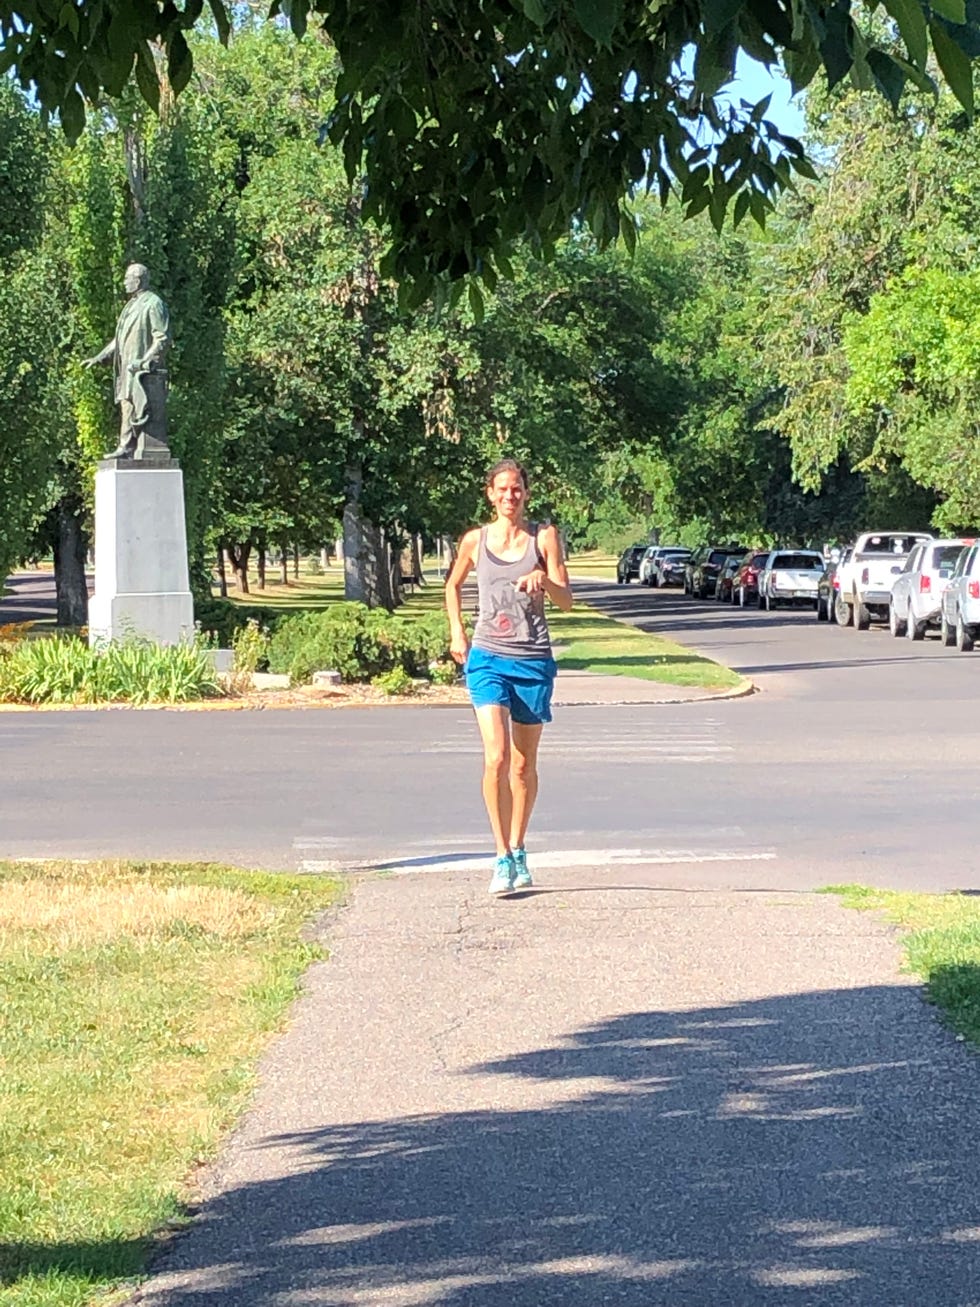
[3,576,978,890]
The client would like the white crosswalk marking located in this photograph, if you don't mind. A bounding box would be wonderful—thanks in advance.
[419,716,734,763]
[297,847,776,875]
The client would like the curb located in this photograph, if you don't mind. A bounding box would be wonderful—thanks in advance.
[552,675,756,708]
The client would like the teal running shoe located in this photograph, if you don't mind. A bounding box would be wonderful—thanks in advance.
[488,854,515,895]
[512,846,533,889]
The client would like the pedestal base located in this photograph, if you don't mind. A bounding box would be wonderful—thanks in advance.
[88,462,194,647]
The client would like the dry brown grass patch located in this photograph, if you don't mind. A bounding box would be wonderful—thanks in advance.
[0,878,274,949]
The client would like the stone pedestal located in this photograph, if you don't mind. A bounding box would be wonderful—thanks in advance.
[88,458,194,647]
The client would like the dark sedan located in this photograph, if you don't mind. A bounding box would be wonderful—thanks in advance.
[689,545,746,599]
[654,548,692,588]
[616,544,648,584]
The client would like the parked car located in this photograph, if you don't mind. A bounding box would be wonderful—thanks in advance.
[816,547,851,622]
[733,549,772,608]
[616,544,647,584]
[939,543,980,651]
[639,545,684,586]
[757,549,825,610]
[835,531,933,629]
[715,554,742,602]
[656,548,692,588]
[689,545,746,599]
[638,546,660,586]
[889,539,971,640]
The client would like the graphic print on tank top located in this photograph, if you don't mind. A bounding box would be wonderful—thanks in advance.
[483,570,544,644]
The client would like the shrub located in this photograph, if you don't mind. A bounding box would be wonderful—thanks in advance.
[0,634,221,705]
[229,619,270,692]
[267,603,452,683]
[372,666,415,696]
[194,599,276,648]
[429,659,460,687]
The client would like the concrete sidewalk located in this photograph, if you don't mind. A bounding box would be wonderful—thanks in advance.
[551,667,752,706]
[133,868,980,1306]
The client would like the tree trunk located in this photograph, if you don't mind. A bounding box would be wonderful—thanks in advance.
[293,543,300,579]
[343,457,384,607]
[279,541,289,585]
[216,548,228,599]
[412,535,425,585]
[52,492,89,628]
[227,541,251,594]
[256,541,266,590]
[385,533,403,609]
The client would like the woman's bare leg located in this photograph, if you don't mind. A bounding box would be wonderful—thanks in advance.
[510,721,543,849]
[473,704,513,855]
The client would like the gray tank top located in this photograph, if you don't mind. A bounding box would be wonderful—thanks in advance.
[472,525,552,658]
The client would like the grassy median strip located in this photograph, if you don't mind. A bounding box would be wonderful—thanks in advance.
[0,859,341,1307]
[548,602,743,690]
[829,885,980,1044]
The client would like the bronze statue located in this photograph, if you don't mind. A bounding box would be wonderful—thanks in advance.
[84,263,172,459]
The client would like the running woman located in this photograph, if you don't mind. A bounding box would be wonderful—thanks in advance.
[445,459,573,894]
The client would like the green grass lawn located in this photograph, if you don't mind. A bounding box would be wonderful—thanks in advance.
[563,550,616,579]
[10,553,740,695]
[221,558,742,692]
[830,885,980,1045]
[0,860,341,1307]
[548,601,744,690]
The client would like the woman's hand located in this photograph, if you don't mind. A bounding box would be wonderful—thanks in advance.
[514,568,546,595]
[449,627,470,665]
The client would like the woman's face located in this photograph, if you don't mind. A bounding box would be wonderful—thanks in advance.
[488,470,526,518]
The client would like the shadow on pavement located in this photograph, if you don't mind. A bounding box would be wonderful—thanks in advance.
[114,982,980,1305]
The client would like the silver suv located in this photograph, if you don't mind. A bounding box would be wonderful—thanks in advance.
[939,542,980,652]
[889,539,970,640]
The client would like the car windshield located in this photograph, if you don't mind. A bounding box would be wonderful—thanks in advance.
[773,553,823,570]
[709,549,740,564]
[861,534,928,554]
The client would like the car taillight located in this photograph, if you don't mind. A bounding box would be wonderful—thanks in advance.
[970,581,980,600]
[920,576,931,593]
[861,567,869,584]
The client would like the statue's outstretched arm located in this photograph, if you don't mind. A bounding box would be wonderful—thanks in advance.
[83,340,115,368]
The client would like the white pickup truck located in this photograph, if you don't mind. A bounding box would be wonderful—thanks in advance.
[836,531,934,629]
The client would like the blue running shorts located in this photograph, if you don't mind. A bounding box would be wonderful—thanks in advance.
[465,647,558,725]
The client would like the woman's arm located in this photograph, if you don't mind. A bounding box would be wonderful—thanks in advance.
[445,529,479,663]
[515,524,573,611]
[539,524,573,611]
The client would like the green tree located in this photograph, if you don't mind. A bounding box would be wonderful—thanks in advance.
[6,0,979,295]
[0,81,61,587]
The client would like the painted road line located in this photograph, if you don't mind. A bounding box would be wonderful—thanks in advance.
[298,847,778,875]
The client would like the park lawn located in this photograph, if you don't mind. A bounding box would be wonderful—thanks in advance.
[548,602,743,690]
[829,885,980,1046]
[220,567,345,611]
[0,859,341,1307]
[223,561,742,691]
[563,550,616,579]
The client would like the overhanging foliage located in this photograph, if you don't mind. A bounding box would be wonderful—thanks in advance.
[3,0,980,297]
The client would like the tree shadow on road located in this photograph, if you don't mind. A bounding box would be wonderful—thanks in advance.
[109,978,980,1306]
